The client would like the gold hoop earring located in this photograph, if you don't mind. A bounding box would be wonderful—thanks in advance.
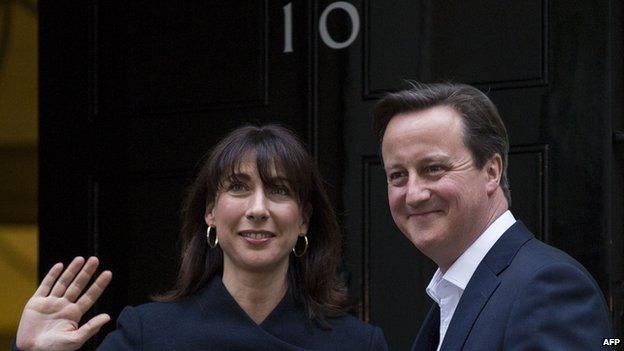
[292,234,308,257]
[207,226,218,248]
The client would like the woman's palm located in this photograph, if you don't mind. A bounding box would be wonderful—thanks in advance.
[16,257,112,351]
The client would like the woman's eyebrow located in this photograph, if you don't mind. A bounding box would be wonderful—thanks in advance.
[268,176,289,182]
[226,172,251,182]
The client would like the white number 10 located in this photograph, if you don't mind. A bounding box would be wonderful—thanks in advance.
[283,1,361,53]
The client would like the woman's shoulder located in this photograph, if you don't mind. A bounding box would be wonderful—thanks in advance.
[315,313,388,350]
[98,293,207,350]
[109,284,210,334]
[327,312,376,332]
[130,279,220,314]
[121,292,202,321]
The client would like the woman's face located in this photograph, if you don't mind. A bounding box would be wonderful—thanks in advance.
[205,154,309,275]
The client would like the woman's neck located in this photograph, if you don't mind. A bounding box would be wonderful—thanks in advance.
[221,263,289,325]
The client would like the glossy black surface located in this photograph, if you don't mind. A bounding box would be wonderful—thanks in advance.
[39,1,623,350]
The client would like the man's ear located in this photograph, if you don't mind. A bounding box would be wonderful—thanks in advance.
[485,154,503,195]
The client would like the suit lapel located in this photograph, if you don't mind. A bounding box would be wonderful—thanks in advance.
[439,264,499,351]
[411,304,440,351]
[439,221,534,351]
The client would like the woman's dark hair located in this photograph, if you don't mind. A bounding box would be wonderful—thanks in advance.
[154,124,349,327]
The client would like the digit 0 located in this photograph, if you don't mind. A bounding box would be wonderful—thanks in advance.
[318,1,360,49]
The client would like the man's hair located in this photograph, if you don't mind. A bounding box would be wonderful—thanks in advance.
[372,82,511,204]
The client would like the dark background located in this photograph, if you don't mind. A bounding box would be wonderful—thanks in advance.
[39,1,623,349]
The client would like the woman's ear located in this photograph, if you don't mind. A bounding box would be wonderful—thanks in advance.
[204,204,216,227]
[299,203,312,234]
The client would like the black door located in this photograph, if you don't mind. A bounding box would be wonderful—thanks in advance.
[40,1,623,350]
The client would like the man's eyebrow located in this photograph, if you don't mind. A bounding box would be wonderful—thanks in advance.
[420,155,449,163]
[383,162,401,171]
[384,154,449,169]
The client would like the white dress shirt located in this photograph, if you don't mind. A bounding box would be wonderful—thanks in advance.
[425,210,516,351]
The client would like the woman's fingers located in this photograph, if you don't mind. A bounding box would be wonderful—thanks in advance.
[50,257,86,297]
[64,257,100,302]
[34,262,64,297]
[72,313,111,348]
[76,270,112,314]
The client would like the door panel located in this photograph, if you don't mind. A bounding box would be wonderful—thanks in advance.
[365,0,546,97]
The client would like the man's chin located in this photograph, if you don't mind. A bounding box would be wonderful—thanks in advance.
[403,229,441,251]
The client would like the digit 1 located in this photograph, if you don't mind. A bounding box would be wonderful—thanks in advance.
[283,3,293,53]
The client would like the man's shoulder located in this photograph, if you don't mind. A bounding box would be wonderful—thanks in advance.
[483,221,589,277]
[513,236,589,272]
[467,234,613,350]
[498,235,602,295]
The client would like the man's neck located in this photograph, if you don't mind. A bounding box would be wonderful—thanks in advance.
[438,196,508,273]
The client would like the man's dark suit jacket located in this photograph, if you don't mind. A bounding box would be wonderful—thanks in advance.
[411,221,612,351]
[97,276,387,350]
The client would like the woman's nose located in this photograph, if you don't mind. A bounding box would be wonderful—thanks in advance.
[245,189,270,221]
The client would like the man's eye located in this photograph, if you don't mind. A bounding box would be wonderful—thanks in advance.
[426,165,444,174]
[389,172,403,180]
[387,171,407,184]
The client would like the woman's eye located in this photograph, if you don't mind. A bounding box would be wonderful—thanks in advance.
[228,182,247,192]
[271,186,290,196]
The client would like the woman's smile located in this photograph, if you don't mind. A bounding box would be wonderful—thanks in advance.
[239,230,276,245]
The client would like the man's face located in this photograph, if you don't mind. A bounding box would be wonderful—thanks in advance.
[381,106,495,269]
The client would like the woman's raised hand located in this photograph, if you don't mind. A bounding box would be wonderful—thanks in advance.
[15,256,112,351]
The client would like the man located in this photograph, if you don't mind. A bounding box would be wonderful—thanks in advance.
[372,82,612,350]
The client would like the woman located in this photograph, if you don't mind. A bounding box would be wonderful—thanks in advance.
[14,125,388,350]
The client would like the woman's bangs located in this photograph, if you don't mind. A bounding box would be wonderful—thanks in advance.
[213,140,253,190]
[255,140,307,203]
[209,127,311,205]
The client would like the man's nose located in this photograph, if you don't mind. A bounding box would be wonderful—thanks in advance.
[405,175,431,206]
[246,189,270,221]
